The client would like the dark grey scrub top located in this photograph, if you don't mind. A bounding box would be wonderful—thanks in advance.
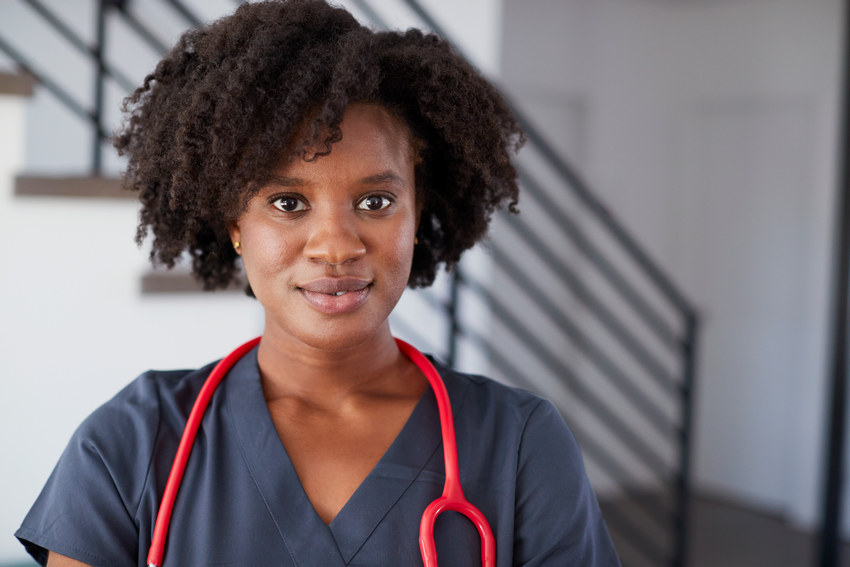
[16,347,620,566]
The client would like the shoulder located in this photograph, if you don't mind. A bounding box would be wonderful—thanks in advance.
[428,357,584,473]
[430,363,620,564]
[16,361,220,566]
[104,362,215,411]
[73,362,215,451]
[46,360,219,501]
[431,357,561,432]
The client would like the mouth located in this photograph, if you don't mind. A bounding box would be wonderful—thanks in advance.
[298,277,372,314]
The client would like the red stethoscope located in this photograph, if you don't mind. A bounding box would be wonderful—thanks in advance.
[146,336,495,567]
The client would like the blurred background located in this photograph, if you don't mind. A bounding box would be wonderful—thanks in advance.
[0,0,847,565]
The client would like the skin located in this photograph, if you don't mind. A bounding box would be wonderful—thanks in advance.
[47,555,88,567]
[229,103,428,525]
[48,103,428,566]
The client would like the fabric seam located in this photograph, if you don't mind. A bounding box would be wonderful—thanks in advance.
[135,372,164,529]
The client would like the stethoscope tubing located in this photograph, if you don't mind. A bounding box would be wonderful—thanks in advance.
[146,336,494,567]
[395,339,495,566]
[147,337,261,567]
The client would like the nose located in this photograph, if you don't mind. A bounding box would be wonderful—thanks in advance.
[303,210,367,265]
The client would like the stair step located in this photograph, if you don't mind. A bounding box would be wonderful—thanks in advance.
[0,71,36,97]
[141,271,247,295]
[14,175,130,199]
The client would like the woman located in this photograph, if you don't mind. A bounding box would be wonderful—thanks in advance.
[16,1,620,565]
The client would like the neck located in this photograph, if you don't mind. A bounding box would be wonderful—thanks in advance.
[256,322,415,407]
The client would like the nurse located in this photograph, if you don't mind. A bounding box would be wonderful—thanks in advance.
[16,0,620,565]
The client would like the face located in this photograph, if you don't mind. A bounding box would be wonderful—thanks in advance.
[229,104,419,353]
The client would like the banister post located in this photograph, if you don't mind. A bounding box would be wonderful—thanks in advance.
[91,0,113,175]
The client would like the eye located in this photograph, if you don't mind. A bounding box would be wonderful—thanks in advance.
[272,195,307,213]
[357,195,393,212]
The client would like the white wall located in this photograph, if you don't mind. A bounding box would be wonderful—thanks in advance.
[0,94,267,563]
[0,1,506,562]
[500,0,842,533]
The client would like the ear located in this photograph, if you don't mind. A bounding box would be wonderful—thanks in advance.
[227,221,241,254]
[413,203,424,246]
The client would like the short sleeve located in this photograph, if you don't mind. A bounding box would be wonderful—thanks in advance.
[513,400,621,566]
[15,375,162,567]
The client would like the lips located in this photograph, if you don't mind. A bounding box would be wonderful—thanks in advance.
[298,277,372,314]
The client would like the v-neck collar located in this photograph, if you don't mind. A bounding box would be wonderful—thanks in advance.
[223,346,470,566]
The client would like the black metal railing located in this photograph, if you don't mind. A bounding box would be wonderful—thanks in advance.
[0,0,204,175]
[0,1,700,565]
[388,1,699,565]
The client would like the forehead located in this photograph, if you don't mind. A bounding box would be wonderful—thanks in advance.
[338,104,412,148]
[281,103,415,176]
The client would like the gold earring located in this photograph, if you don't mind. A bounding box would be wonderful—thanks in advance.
[414,237,419,245]
[233,241,241,252]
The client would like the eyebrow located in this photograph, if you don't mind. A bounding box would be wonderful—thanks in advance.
[266,175,306,187]
[359,171,406,186]
[265,171,406,188]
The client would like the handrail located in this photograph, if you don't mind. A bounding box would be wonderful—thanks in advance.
[23,0,135,92]
[401,0,696,320]
[499,211,680,395]
[516,163,682,351]
[112,2,169,55]
[417,284,675,508]
[485,247,678,437]
[348,0,391,31]
[4,0,202,173]
[458,272,673,482]
[514,107,697,317]
[0,35,108,140]
[163,0,203,29]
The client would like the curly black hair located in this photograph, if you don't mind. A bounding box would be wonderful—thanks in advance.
[114,0,524,290]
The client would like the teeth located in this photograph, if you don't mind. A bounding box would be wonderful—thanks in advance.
[333,291,346,296]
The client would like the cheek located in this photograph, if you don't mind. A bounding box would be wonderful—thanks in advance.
[241,225,301,281]
[386,226,417,283]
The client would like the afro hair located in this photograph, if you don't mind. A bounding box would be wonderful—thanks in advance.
[113,0,524,290]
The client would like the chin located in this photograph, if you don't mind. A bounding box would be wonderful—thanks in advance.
[273,313,392,354]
